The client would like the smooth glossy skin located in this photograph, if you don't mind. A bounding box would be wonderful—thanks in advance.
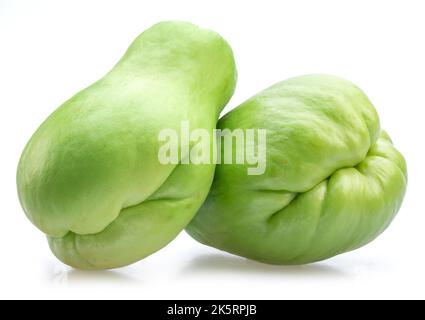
[187,75,407,265]
[17,21,237,269]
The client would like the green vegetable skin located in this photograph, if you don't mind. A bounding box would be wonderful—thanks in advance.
[17,21,237,269]
[187,75,407,264]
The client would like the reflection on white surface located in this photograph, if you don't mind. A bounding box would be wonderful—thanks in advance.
[183,248,393,280]
[47,264,139,285]
[182,253,352,278]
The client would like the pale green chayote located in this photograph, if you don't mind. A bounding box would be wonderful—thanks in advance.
[17,21,237,269]
[187,74,407,264]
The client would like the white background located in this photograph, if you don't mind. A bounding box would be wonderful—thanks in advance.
[1,0,424,300]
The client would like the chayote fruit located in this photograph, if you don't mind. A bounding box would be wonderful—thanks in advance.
[17,21,237,269]
[186,74,407,264]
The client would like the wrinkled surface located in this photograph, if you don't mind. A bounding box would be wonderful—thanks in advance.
[187,75,407,264]
[17,21,237,269]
